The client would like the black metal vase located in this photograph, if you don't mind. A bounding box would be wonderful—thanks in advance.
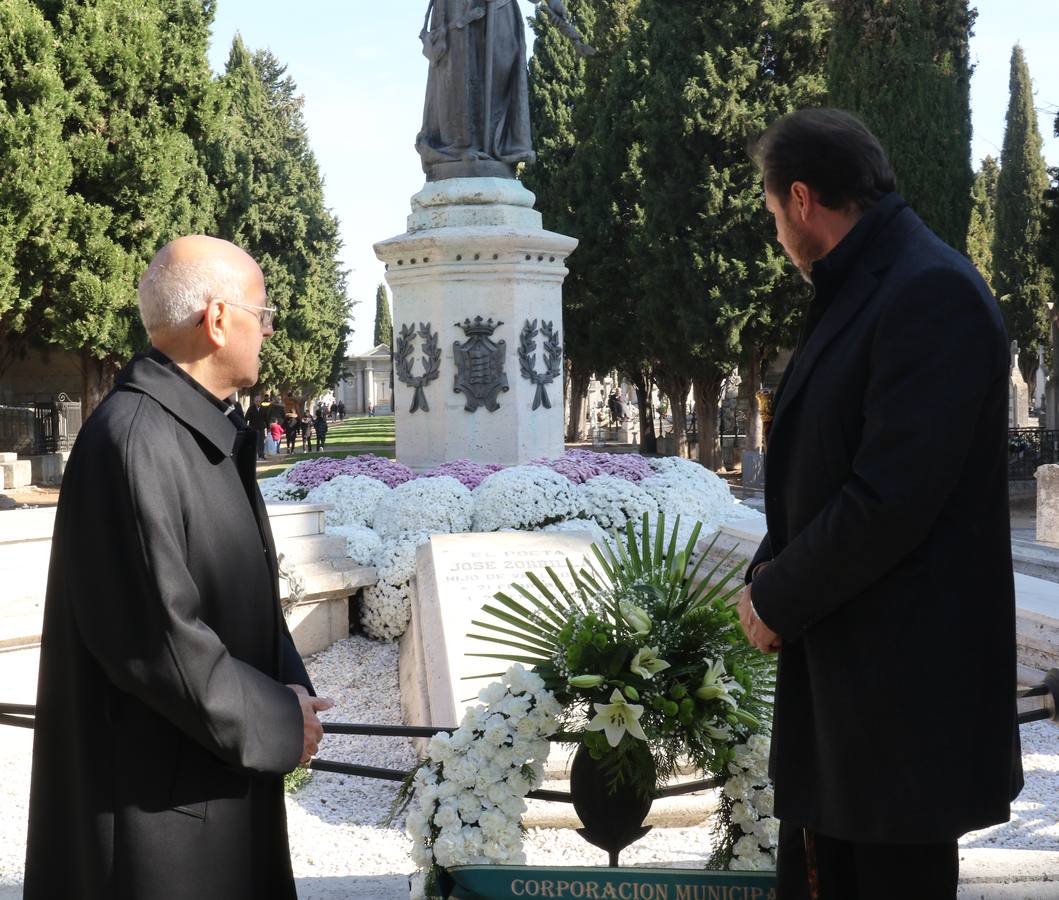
[569,744,655,867]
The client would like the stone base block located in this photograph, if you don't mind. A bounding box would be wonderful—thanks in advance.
[0,452,16,464]
[28,452,69,485]
[1,460,32,489]
[288,595,350,657]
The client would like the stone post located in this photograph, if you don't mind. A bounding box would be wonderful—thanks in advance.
[1036,464,1059,543]
[374,178,577,469]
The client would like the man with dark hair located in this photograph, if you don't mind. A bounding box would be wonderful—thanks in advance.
[739,109,1022,898]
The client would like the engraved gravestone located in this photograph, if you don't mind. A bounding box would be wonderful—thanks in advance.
[398,530,597,730]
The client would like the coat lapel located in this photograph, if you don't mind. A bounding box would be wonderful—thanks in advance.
[769,202,922,435]
[770,264,879,430]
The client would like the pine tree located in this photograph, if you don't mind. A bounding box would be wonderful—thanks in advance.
[36,0,221,414]
[214,38,351,402]
[967,155,999,292]
[994,45,1053,386]
[372,282,392,347]
[828,0,975,252]
[0,0,72,375]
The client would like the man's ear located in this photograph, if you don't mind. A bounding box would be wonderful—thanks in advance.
[789,181,814,223]
[202,302,228,349]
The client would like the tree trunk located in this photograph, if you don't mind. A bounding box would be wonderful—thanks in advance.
[566,361,590,443]
[694,373,724,471]
[656,372,690,458]
[81,349,117,421]
[744,348,764,453]
[633,371,657,455]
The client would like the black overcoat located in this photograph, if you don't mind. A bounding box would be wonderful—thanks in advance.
[25,350,312,899]
[750,194,1024,844]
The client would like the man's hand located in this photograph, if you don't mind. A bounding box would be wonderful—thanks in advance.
[738,584,782,654]
[287,684,335,766]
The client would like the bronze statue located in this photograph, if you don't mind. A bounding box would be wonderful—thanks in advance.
[417,0,593,182]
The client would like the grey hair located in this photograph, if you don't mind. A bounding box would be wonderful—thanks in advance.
[137,258,247,333]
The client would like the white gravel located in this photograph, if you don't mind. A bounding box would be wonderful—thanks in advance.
[1,639,1057,899]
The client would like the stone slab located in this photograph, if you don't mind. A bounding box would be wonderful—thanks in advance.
[266,502,330,539]
[288,595,350,657]
[400,531,598,731]
[0,452,16,464]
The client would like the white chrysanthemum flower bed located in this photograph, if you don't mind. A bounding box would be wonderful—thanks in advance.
[306,474,391,528]
[268,452,757,643]
[360,531,432,642]
[258,472,307,502]
[374,476,473,541]
[325,524,382,566]
[577,474,659,531]
[472,466,580,532]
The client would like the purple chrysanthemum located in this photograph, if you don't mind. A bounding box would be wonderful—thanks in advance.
[417,459,504,490]
[285,454,415,490]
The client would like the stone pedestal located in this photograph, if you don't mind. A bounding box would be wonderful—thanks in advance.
[374,178,577,469]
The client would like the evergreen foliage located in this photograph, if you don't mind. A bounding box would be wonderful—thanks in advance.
[35,0,223,410]
[994,45,1053,385]
[0,0,71,374]
[827,0,975,252]
[1043,110,1059,292]
[373,282,392,348]
[967,156,999,292]
[213,37,351,401]
[633,0,829,464]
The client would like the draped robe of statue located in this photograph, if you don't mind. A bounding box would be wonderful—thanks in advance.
[417,0,536,181]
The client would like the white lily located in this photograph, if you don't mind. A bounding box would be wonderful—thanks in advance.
[629,646,671,679]
[618,600,652,636]
[585,688,648,747]
[695,657,739,707]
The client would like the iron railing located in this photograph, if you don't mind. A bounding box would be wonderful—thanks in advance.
[1009,429,1059,480]
[0,395,80,456]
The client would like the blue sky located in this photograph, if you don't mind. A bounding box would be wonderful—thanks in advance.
[206,2,1059,354]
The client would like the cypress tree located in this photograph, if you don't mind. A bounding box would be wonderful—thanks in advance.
[0,0,71,375]
[36,0,221,414]
[525,0,597,440]
[214,38,351,402]
[1042,111,1059,294]
[373,282,392,347]
[994,45,1053,386]
[634,0,830,466]
[967,155,999,292]
[827,0,975,251]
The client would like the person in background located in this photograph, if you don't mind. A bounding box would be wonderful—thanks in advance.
[267,419,284,455]
[313,410,328,452]
[245,395,269,460]
[284,412,298,455]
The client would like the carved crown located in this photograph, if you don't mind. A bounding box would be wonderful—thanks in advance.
[456,316,503,337]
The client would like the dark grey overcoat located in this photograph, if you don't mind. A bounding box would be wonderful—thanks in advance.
[749,193,1024,844]
[25,349,311,899]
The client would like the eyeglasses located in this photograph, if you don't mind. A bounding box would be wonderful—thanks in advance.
[196,298,277,330]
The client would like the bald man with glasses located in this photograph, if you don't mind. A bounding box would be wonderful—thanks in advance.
[25,236,333,900]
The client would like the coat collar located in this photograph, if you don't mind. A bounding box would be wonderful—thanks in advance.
[771,194,921,428]
[115,349,240,457]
